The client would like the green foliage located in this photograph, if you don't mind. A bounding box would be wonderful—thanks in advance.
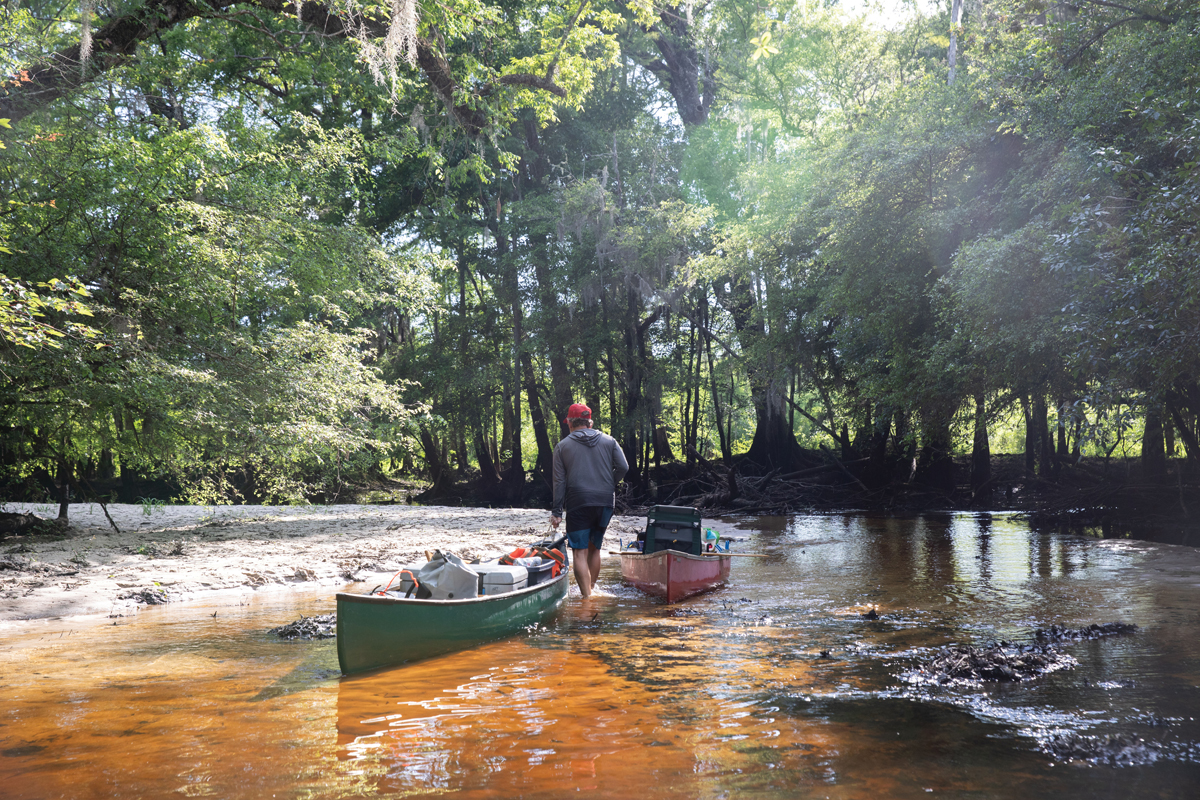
[950,0,1200,411]
[0,274,98,351]
[2,0,1197,504]
[0,85,422,501]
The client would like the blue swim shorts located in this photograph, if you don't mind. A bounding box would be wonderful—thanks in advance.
[565,506,614,550]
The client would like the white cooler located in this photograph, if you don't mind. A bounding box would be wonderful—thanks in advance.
[474,563,529,596]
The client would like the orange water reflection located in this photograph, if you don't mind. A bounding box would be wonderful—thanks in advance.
[335,619,846,799]
[1,597,341,800]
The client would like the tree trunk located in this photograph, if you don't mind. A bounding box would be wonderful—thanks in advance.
[1022,395,1038,479]
[56,456,72,523]
[1035,395,1055,477]
[914,410,955,494]
[1142,406,1167,482]
[585,339,603,425]
[474,430,502,485]
[419,426,453,496]
[99,448,116,480]
[653,424,675,463]
[788,373,796,431]
[894,410,916,481]
[499,385,514,470]
[621,292,642,485]
[682,320,695,469]
[702,297,731,464]
[502,351,525,501]
[745,383,804,470]
[522,352,554,484]
[726,373,735,464]
[636,3,715,127]
[1167,401,1200,467]
[1055,399,1069,459]
[948,0,964,85]
[864,405,891,489]
[689,318,702,469]
[510,348,523,481]
[454,430,469,472]
[970,394,991,494]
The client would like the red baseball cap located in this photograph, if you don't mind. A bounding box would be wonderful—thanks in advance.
[563,403,592,423]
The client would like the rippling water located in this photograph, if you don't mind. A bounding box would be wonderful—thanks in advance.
[3,513,1199,799]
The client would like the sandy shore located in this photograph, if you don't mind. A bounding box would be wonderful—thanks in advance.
[0,502,643,624]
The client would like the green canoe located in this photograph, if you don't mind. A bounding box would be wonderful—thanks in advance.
[336,555,569,675]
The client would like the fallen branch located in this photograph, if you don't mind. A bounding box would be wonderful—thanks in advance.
[820,445,870,494]
[79,476,121,534]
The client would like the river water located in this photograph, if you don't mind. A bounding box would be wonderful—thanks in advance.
[3,512,1199,799]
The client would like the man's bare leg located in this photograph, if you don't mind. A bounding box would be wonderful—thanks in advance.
[572,549,592,597]
[587,545,602,590]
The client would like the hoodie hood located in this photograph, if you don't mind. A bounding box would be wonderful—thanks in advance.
[568,428,602,447]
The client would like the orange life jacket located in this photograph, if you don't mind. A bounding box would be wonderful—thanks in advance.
[499,546,565,577]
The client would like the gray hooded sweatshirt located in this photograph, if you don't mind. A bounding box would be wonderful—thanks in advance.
[551,428,630,517]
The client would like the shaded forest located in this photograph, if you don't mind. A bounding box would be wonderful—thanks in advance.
[1,0,1197,527]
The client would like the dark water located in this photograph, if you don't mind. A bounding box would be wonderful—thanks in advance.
[3,512,1199,798]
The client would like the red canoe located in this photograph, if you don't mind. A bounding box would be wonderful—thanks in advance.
[619,549,731,603]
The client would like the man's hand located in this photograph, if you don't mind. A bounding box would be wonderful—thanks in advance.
[550,515,561,529]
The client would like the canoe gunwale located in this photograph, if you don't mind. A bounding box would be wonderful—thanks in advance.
[617,550,729,564]
[336,570,568,607]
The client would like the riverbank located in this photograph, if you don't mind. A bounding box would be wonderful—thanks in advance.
[0,503,643,624]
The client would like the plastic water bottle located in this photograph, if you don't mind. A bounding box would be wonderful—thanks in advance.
[703,527,720,552]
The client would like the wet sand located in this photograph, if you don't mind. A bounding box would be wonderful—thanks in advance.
[0,503,643,624]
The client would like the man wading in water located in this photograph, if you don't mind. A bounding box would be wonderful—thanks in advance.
[549,403,629,598]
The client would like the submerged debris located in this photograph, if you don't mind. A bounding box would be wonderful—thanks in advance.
[909,621,1140,685]
[1034,622,1138,643]
[1040,732,1163,767]
[916,643,1076,683]
[270,614,336,640]
[119,587,170,605]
